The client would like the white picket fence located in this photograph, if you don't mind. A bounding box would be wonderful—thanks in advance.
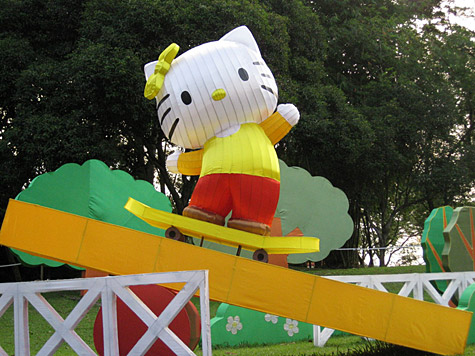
[2,268,473,353]
[314,271,475,347]
[0,270,211,356]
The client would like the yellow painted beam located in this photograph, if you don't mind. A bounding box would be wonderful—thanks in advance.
[0,200,470,355]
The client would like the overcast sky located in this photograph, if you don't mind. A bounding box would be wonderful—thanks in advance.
[449,0,474,31]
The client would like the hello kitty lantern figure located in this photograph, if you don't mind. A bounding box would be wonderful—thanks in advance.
[144,26,299,236]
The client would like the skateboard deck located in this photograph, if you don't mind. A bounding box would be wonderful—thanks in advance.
[125,197,319,255]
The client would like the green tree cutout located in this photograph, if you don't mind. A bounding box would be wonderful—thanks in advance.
[13,159,172,267]
[277,160,353,263]
[421,206,453,292]
[443,206,475,272]
[457,283,475,345]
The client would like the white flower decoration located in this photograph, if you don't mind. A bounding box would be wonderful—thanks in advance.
[264,314,278,324]
[283,318,299,337]
[226,316,243,335]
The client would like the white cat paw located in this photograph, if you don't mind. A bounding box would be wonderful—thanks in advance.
[277,104,300,126]
[166,151,182,174]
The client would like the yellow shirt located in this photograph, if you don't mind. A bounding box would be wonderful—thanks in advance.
[200,123,280,181]
[175,111,293,178]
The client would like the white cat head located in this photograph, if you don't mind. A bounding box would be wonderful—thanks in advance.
[144,26,278,149]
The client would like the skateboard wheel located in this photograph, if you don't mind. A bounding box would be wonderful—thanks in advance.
[253,249,268,263]
[166,226,185,241]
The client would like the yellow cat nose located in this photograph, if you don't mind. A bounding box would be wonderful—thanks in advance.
[212,89,226,101]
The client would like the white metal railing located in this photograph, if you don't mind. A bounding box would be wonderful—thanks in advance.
[314,271,475,347]
[0,270,211,356]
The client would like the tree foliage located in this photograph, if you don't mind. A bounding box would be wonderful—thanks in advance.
[289,0,475,266]
[0,0,473,268]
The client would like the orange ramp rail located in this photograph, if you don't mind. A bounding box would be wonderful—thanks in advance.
[0,200,471,355]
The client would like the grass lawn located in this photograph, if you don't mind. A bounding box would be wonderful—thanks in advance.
[0,264,473,355]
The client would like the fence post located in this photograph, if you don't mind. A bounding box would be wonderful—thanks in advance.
[200,270,212,356]
[14,292,29,356]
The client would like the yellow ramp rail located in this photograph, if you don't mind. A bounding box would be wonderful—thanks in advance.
[0,200,470,355]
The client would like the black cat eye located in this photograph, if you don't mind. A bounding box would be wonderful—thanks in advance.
[181,91,192,105]
[238,68,249,81]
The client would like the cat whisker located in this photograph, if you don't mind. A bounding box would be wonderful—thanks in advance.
[156,94,170,111]
[168,118,180,141]
[261,85,276,96]
[161,107,171,125]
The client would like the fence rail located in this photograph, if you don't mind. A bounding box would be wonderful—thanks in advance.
[0,270,211,356]
[2,269,473,352]
[314,271,475,347]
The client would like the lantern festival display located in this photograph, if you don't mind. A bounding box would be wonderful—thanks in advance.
[144,26,299,236]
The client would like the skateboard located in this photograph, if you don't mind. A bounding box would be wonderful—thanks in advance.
[124,197,319,262]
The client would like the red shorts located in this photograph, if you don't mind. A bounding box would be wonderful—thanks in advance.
[188,173,280,227]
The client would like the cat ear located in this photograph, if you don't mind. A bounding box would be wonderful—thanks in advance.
[219,26,261,55]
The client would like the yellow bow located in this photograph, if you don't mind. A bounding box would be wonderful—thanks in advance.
[144,43,180,100]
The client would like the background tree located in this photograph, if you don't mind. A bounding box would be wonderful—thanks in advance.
[0,0,473,272]
[288,0,474,266]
